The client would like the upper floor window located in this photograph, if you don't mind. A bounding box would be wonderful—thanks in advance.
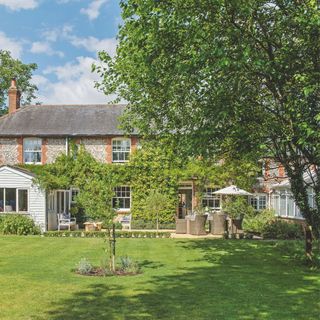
[23,138,42,164]
[112,186,131,210]
[112,138,131,163]
[202,187,221,210]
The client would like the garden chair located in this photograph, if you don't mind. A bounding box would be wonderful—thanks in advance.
[120,214,132,230]
[57,213,77,231]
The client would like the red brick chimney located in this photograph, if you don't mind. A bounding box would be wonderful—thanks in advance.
[8,78,21,114]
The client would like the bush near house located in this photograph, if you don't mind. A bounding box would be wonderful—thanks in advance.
[0,214,41,235]
[262,220,305,240]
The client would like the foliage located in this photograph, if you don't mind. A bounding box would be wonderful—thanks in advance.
[0,50,38,114]
[118,255,141,274]
[222,197,255,220]
[243,209,276,234]
[43,230,171,238]
[262,220,305,240]
[95,0,320,243]
[131,219,175,230]
[76,258,93,275]
[128,143,180,223]
[0,214,41,235]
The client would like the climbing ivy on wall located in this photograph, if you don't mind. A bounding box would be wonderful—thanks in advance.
[21,143,260,223]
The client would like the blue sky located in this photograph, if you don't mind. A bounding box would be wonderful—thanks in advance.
[0,0,121,104]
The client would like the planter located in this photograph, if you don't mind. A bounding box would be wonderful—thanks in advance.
[175,219,187,234]
[210,213,227,235]
[189,215,207,235]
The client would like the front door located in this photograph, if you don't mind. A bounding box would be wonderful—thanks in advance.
[178,189,193,218]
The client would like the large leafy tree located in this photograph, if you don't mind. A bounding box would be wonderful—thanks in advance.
[0,50,38,115]
[96,0,320,254]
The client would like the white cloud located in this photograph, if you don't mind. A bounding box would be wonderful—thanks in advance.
[0,31,23,58]
[30,41,64,57]
[69,36,117,57]
[80,0,108,20]
[42,25,73,42]
[0,0,39,10]
[38,56,114,104]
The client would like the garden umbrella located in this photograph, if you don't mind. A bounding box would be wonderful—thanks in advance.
[213,185,253,196]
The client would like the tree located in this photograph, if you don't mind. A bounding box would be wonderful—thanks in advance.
[35,149,123,272]
[0,50,38,115]
[144,190,170,234]
[96,1,320,256]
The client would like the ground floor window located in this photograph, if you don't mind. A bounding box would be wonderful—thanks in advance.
[0,188,28,212]
[271,190,302,218]
[112,186,131,210]
[250,194,267,211]
[202,187,221,210]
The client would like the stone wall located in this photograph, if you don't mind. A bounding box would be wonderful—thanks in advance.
[0,138,19,165]
[46,138,66,164]
[82,138,107,162]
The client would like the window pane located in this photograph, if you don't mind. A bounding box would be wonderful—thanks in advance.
[112,186,131,209]
[18,190,28,212]
[23,138,42,163]
[0,188,3,212]
[5,188,16,211]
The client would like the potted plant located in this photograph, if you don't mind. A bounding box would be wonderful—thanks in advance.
[222,197,254,235]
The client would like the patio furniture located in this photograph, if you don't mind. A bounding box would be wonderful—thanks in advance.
[83,221,102,232]
[175,219,187,234]
[210,212,227,235]
[57,213,77,231]
[189,215,207,235]
[120,214,132,230]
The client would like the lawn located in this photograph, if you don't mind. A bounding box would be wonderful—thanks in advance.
[0,237,319,320]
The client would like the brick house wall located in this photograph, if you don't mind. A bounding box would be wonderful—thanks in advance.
[0,136,138,165]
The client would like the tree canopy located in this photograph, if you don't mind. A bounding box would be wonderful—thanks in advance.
[96,1,320,242]
[0,50,38,115]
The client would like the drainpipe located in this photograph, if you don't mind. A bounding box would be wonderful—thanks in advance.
[65,137,69,155]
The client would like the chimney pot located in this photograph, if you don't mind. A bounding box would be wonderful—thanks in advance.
[8,78,20,114]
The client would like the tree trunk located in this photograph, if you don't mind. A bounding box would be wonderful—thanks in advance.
[305,225,313,260]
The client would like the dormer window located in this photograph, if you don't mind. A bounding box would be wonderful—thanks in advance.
[23,138,42,164]
[112,138,131,163]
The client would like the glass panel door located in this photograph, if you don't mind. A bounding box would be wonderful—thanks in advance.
[178,189,193,218]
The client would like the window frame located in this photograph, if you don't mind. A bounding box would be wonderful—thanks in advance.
[202,187,221,210]
[23,137,42,164]
[250,194,267,211]
[112,138,131,163]
[112,186,131,211]
[0,188,29,213]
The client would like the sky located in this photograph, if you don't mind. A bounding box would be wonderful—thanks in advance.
[0,0,121,104]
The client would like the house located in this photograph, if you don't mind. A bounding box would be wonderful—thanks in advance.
[0,80,138,231]
[0,80,313,231]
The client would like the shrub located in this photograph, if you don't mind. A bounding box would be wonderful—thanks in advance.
[76,258,93,275]
[223,197,255,219]
[262,220,304,240]
[0,214,41,235]
[131,219,175,230]
[118,256,140,274]
[243,209,275,234]
[43,230,171,238]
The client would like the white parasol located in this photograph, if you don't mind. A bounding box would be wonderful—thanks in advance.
[212,185,253,196]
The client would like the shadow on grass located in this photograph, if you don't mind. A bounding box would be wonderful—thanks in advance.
[46,240,320,320]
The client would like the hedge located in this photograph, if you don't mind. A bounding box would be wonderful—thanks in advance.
[44,230,171,238]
